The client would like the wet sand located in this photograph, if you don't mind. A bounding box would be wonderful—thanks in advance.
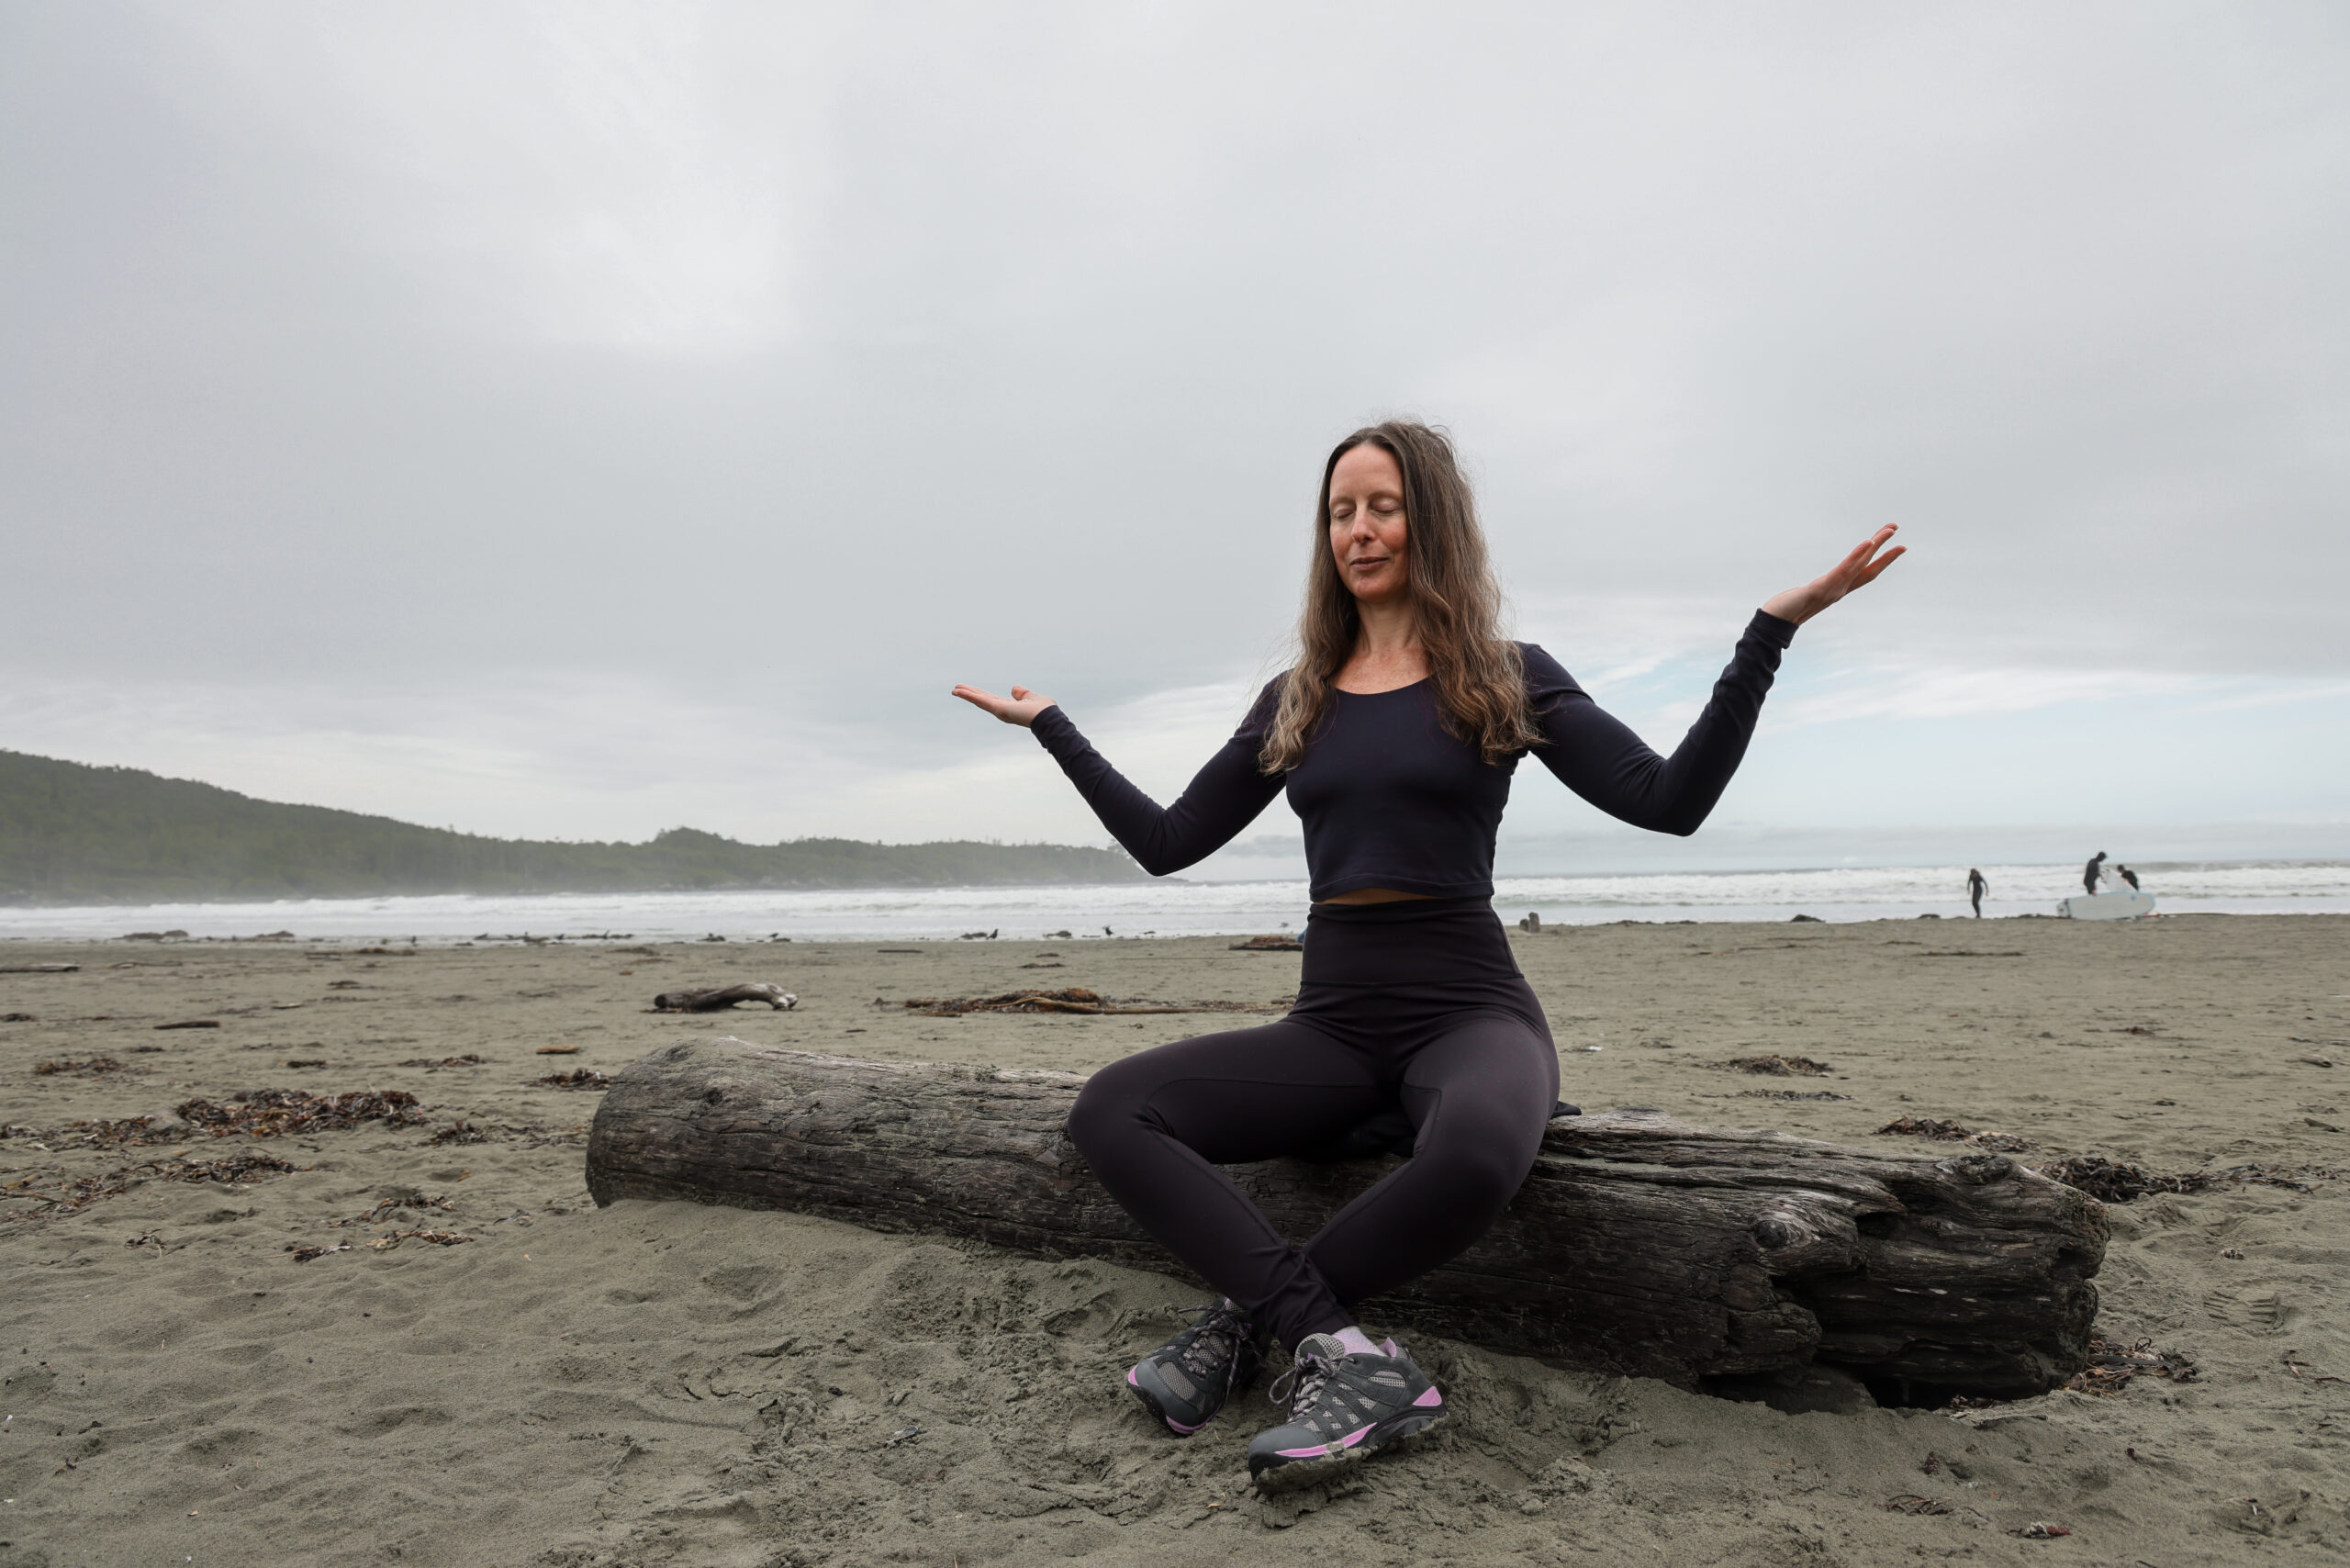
[3,914,2346,1566]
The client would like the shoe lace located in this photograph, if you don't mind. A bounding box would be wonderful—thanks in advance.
[1267,1348,1336,1415]
[1172,1301,1248,1379]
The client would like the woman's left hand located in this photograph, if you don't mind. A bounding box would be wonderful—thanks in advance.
[1762,525,1905,625]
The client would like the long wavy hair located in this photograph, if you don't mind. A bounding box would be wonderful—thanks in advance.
[1259,421,1538,774]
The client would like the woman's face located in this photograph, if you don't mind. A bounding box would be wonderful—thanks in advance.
[1327,443,1409,606]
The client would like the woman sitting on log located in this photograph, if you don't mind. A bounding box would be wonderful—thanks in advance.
[952,420,1903,1490]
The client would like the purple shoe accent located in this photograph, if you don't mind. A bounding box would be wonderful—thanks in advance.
[1412,1386,1443,1408]
[1127,1368,1137,1385]
[1276,1422,1374,1459]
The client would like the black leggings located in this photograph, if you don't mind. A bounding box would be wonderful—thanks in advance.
[1067,898,1560,1352]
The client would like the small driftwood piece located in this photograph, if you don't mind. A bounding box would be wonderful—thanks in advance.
[900,987,1271,1018]
[587,1040,2106,1398]
[651,983,798,1014]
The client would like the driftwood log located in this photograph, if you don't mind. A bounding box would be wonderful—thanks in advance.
[650,983,797,1014]
[586,1038,2106,1399]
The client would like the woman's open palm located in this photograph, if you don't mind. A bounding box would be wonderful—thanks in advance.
[952,683,1058,728]
[1762,525,1905,625]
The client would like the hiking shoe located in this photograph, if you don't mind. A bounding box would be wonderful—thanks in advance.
[1246,1333,1445,1490]
[1125,1300,1269,1436]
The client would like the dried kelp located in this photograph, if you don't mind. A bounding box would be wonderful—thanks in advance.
[1880,1495,1953,1516]
[33,1058,133,1077]
[2063,1335,2198,1394]
[900,987,1278,1018]
[166,1151,298,1185]
[428,1121,498,1146]
[1740,1089,1850,1101]
[1876,1116,2039,1154]
[534,1069,611,1090]
[175,1088,426,1137]
[332,1193,457,1228]
[1718,1055,1832,1077]
[2033,1155,2339,1204]
[0,1148,296,1224]
[1229,935,1304,951]
[399,1054,487,1069]
[365,1228,471,1252]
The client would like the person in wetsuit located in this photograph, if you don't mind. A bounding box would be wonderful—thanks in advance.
[952,421,1904,1491]
[1968,868,1987,917]
[2117,864,2141,891]
[2085,851,2108,896]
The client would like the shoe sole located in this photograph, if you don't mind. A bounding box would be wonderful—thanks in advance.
[1248,1408,1446,1493]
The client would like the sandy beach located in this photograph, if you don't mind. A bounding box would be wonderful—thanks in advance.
[3,914,2346,1566]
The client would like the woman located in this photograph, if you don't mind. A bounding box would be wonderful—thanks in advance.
[953,421,1901,1490]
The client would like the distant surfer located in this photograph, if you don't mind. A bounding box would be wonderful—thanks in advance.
[1967,868,1986,917]
[2117,864,2141,891]
[2084,851,2107,896]
[955,420,1903,1492]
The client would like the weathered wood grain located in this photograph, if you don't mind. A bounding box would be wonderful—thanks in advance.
[585,1037,2105,1397]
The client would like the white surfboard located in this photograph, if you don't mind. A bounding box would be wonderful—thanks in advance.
[2059,890,2155,920]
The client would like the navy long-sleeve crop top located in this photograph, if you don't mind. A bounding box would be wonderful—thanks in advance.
[1029,609,1796,903]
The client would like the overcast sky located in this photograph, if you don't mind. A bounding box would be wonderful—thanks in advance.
[3,2,2345,868]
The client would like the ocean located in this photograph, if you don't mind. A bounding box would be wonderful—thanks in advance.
[2,860,2344,944]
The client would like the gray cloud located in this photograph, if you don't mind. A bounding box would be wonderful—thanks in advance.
[2,2,2344,841]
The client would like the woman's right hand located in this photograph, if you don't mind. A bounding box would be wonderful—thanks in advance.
[952,684,1058,728]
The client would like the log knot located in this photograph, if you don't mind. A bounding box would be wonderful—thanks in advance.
[1936,1152,2018,1185]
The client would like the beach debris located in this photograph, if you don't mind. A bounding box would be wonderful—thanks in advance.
[1741,1089,1850,1101]
[3,1012,34,1021]
[286,1242,352,1262]
[428,1121,497,1145]
[400,1054,487,1069]
[1876,1116,2038,1153]
[1231,935,1304,951]
[2012,1522,2070,1539]
[334,1193,457,1227]
[33,1058,132,1077]
[535,1069,611,1090]
[0,963,77,974]
[1044,929,1073,939]
[2221,1246,2245,1258]
[880,1423,923,1448]
[2300,1056,2335,1069]
[169,1151,299,1185]
[651,983,797,1013]
[1719,1055,1832,1076]
[957,930,999,940]
[2063,1336,2198,1394]
[899,988,1279,1017]
[535,1044,582,1055]
[1789,913,1824,923]
[2032,1155,2340,1204]
[1018,961,1065,969]
[282,1058,327,1070]
[1879,1495,1953,1516]
[121,930,189,941]
[153,1019,219,1030]
[174,1088,427,1138]
[366,1228,471,1252]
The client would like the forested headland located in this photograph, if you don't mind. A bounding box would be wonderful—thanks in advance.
[0,750,1146,903]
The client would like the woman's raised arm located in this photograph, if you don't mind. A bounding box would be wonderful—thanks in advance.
[951,680,1288,877]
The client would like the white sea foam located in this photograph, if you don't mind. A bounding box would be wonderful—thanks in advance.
[1,860,2344,944]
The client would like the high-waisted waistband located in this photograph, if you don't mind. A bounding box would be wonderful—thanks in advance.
[1300,896,1523,988]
